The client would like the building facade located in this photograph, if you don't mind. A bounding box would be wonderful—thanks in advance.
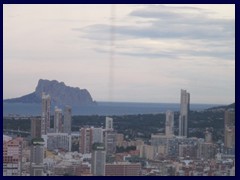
[54,107,63,133]
[179,89,190,137]
[64,105,72,135]
[104,130,117,155]
[31,118,42,139]
[3,137,23,176]
[105,163,141,176]
[79,128,93,154]
[41,92,51,136]
[165,110,174,137]
[30,140,45,176]
[224,110,235,149]
[91,143,106,176]
[45,133,71,152]
[105,117,113,130]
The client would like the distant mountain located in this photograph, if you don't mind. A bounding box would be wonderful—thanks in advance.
[206,102,235,111]
[4,79,96,107]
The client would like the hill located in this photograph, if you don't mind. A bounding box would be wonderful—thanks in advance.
[206,102,235,111]
[4,79,96,107]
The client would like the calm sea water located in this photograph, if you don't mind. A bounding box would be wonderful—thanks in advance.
[3,102,222,116]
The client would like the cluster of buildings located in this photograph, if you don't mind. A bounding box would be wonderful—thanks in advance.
[3,90,235,176]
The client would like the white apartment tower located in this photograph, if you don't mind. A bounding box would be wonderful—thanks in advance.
[179,89,190,137]
[64,105,72,135]
[41,92,51,136]
[165,110,174,136]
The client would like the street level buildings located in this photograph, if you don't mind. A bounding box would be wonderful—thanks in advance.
[105,163,141,176]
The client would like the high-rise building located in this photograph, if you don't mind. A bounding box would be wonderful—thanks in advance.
[92,128,103,144]
[3,137,23,176]
[79,128,93,154]
[54,107,63,133]
[224,110,235,127]
[179,89,190,137]
[31,118,41,139]
[224,126,235,149]
[104,130,117,155]
[224,110,235,149]
[30,139,45,176]
[79,127,105,154]
[165,111,174,136]
[105,117,113,130]
[41,92,51,136]
[197,142,216,160]
[91,143,106,176]
[104,117,116,155]
[64,105,72,135]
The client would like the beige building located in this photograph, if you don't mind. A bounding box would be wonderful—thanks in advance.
[138,144,166,160]
[224,110,235,148]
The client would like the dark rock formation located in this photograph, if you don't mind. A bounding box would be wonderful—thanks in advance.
[4,79,96,106]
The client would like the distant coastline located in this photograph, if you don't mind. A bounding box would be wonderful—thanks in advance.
[3,102,223,116]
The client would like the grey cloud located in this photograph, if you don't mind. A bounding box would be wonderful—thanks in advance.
[74,5,234,60]
[130,5,208,19]
[94,48,178,59]
[77,13,234,41]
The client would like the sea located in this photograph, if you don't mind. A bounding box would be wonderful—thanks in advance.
[3,102,222,116]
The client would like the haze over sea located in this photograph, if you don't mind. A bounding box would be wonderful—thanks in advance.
[3,102,222,116]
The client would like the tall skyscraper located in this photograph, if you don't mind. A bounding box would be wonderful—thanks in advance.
[165,110,174,136]
[30,118,45,176]
[224,110,235,148]
[104,130,117,155]
[30,139,45,176]
[31,118,41,139]
[79,127,93,154]
[105,117,113,130]
[91,143,106,176]
[54,107,63,133]
[178,89,190,137]
[41,92,51,136]
[64,105,72,135]
[224,110,235,127]
[104,117,116,155]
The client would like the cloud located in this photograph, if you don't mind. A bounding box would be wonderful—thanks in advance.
[74,5,234,61]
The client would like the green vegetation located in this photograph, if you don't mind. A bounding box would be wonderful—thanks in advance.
[116,146,136,153]
[3,108,226,142]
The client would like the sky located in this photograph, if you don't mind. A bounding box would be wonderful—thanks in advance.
[3,4,235,104]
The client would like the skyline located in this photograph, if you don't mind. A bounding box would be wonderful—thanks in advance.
[3,4,235,104]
